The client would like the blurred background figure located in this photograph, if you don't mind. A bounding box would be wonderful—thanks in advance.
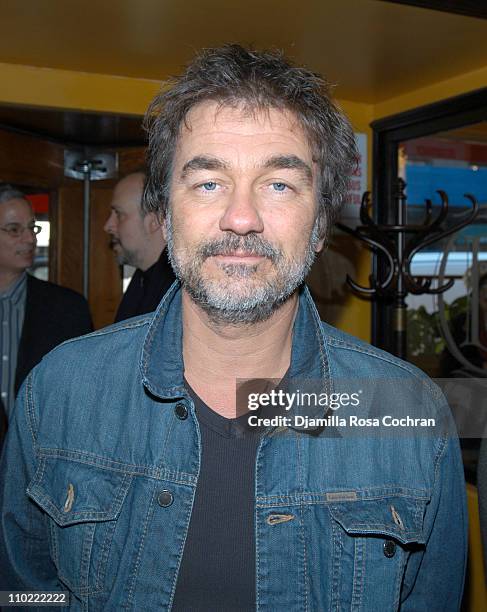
[0,185,92,445]
[104,172,175,322]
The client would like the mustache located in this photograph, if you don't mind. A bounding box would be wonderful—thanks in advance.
[198,234,281,262]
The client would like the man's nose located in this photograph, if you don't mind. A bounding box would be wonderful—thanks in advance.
[219,187,264,235]
[103,211,115,234]
[22,227,36,245]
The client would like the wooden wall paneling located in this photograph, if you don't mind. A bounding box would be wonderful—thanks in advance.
[117,147,146,175]
[0,128,67,188]
[55,184,84,294]
[89,185,122,329]
[54,147,146,329]
[0,129,146,330]
[0,127,86,298]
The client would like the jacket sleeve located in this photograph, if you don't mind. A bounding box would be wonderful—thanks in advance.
[0,370,60,591]
[401,431,468,610]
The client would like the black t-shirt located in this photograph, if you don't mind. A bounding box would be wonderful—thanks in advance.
[171,386,260,612]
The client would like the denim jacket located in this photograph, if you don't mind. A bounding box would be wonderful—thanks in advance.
[0,283,467,611]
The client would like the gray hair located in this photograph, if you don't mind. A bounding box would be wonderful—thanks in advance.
[0,184,29,206]
[143,44,358,241]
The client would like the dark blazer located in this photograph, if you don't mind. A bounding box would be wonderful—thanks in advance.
[0,275,93,450]
[0,274,93,449]
[14,275,93,395]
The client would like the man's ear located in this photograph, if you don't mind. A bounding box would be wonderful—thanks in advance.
[145,212,163,234]
[314,237,325,254]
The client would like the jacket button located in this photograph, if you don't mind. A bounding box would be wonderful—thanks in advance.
[175,403,188,420]
[383,539,397,558]
[158,490,174,507]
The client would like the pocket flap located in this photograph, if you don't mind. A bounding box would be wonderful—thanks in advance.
[27,456,132,527]
[328,494,428,545]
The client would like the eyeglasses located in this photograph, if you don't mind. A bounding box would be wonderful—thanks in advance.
[0,223,42,238]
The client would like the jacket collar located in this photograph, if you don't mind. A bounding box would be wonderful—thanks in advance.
[140,282,332,428]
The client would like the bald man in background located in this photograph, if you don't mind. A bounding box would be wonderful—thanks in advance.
[104,172,175,322]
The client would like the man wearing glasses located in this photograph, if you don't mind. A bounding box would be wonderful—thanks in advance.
[0,185,92,438]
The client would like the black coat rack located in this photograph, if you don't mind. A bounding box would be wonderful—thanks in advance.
[336,178,479,359]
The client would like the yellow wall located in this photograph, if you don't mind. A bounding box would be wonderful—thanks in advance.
[329,99,374,341]
[0,62,160,116]
[373,64,487,120]
[466,484,487,611]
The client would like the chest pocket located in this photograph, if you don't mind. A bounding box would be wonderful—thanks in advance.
[27,455,133,596]
[327,493,428,611]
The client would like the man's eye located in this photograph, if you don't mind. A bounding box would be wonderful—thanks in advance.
[200,182,217,191]
[271,182,288,192]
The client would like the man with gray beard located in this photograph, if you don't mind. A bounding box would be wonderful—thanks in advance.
[0,46,467,610]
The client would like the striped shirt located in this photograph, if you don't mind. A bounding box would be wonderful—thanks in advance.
[0,273,27,420]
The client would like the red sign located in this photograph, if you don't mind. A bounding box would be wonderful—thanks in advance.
[25,193,49,214]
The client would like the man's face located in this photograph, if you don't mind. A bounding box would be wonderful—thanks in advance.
[166,101,324,324]
[104,174,149,268]
[0,198,36,277]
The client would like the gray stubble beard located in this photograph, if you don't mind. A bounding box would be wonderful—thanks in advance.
[165,207,320,326]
